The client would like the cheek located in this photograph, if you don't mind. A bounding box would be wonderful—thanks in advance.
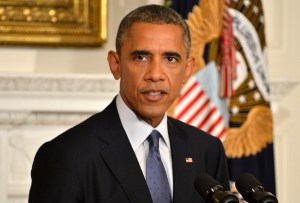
[170,70,187,87]
[121,69,143,91]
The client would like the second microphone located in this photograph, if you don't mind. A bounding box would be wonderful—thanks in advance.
[194,173,239,203]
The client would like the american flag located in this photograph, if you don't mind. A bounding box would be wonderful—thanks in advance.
[185,157,193,163]
[174,76,226,140]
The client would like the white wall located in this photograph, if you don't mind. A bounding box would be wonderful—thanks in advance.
[263,0,300,202]
[265,0,300,79]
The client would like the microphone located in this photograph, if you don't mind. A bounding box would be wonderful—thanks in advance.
[194,173,239,203]
[235,173,278,203]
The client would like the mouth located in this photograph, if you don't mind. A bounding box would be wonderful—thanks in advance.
[148,91,164,95]
[141,89,167,101]
[142,89,167,95]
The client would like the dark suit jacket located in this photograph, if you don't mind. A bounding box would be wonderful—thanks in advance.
[29,98,229,203]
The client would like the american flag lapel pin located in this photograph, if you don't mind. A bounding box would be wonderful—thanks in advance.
[185,157,193,163]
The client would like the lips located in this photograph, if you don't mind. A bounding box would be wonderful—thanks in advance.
[141,89,167,101]
[142,89,167,95]
[148,91,164,95]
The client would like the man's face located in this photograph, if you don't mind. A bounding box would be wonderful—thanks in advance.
[108,22,194,127]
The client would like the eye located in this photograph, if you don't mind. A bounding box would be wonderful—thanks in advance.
[166,56,178,62]
[136,55,147,61]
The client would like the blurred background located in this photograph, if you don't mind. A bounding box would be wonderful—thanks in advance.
[0,0,299,202]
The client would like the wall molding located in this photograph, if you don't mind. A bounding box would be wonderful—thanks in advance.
[0,73,119,93]
[0,74,120,113]
[0,112,92,126]
[0,73,297,96]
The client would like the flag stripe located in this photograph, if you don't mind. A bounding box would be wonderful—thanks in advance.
[197,106,217,129]
[177,81,198,103]
[216,127,226,139]
[176,89,205,120]
[186,98,210,124]
[207,115,223,134]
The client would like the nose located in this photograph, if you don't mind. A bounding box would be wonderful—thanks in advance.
[144,59,165,82]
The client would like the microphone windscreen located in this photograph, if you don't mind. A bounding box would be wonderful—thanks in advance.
[236,173,263,198]
[194,173,222,198]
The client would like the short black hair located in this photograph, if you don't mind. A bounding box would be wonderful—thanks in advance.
[115,4,191,56]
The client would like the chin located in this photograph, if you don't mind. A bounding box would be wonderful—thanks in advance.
[142,110,165,120]
[136,104,168,120]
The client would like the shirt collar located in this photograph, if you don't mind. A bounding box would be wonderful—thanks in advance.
[116,94,170,152]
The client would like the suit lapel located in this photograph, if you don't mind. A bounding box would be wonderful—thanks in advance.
[168,119,197,203]
[96,100,152,203]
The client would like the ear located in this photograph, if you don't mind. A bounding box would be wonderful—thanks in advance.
[183,56,195,84]
[107,51,121,80]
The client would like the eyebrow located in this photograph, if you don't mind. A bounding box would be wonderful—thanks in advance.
[163,51,182,59]
[130,50,151,56]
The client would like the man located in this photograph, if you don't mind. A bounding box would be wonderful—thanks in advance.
[29,4,229,203]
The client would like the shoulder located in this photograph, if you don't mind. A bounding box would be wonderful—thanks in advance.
[167,116,224,157]
[48,99,118,148]
[38,99,120,156]
[35,112,101,156]
[168,116,221,144]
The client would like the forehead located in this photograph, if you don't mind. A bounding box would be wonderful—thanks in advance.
[122,22,186,52]
[126,22,183,37]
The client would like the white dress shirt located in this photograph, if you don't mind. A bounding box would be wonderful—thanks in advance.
[116,94,173,197]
